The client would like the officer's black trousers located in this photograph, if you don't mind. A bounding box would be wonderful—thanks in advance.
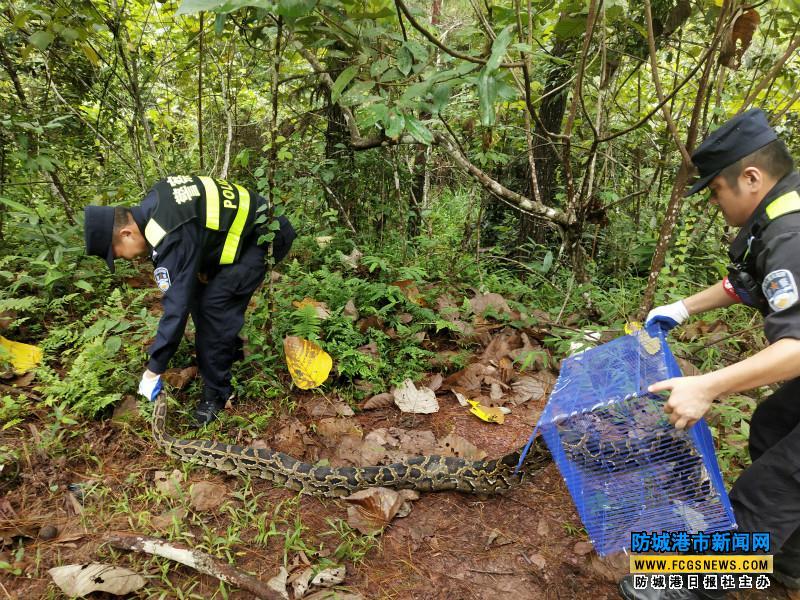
[190,242,267,398]
[729,376,800,572]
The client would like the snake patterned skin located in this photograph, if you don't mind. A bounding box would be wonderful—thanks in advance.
[152,393,552,498]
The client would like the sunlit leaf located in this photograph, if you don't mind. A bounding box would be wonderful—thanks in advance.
[29,31,54,51]
[331,65,359,103]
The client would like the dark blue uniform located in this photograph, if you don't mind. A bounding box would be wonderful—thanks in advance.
[725,171,800,580]
[129,185,295,399]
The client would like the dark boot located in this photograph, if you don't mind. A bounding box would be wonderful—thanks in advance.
[773,529,800,589]
[194,387,226,426]
[618,575,723,600]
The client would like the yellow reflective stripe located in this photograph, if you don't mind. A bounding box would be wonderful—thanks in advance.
[766,190,800,220]
[144,219,167,248]
[197,176,220,230]
[219,186,250,265]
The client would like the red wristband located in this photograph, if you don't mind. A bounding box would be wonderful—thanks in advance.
[722,276,742,302]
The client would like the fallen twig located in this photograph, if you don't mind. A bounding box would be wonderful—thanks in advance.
[105,532,284,600]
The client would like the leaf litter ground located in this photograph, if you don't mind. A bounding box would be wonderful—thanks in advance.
[0,327,791,599]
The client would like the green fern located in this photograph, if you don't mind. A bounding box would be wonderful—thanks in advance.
[289,304,322,340]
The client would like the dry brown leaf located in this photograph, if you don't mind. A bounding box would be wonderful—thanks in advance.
[426,373,443,392]
[154,469,183,498]
[271,418,307,456]
[357,315,385,334]
[350,438,389,464]
[189,481,227,511]
[508,375,548,406]
[364,428,400,448]
[305,591,365,600]
[720,9,760,68]
[356,341,379,359]
[469,292,512,316]
[304,397,339,418]
[151,508,188,530]
[452,390,469,407]
[480,331,520,363]
[316,418,362,447]
[675,357,701,377]
[442,363,489,393]
[48,563,146,597]
[397,429,437,455]
[436,433,487,461]
[9,371,35,387]
[0,525,37,546]
[267,566,290,600]
[64,492,83,516]
[341,248,363,270]
[344,488,406,534]
[528,553,547,570]
[343,299,359,320]
[398,312,413,324]
[392,379,438,414]
[292,297,331,319]
[162,366,198,389]
[498,356,514,384]
[360,392,393,410]
[111,395,139,421]
[290,566,314,598]
[0,311,17,330]
[391,280,425,306]
[333,436,371,466]
[311,565,346,587]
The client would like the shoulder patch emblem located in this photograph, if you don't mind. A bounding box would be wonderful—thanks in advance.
[762,269,799,312]
[154,267,171,293]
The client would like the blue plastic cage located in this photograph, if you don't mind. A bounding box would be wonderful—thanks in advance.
[521,329,736,556]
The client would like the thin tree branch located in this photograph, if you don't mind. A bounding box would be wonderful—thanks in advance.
[738,32,800,113]
[394,0,524,68]
[644,0,692,166]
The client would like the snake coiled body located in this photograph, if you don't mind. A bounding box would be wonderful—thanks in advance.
[152,394,552,498]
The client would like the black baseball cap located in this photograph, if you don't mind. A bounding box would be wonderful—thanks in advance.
[685,108,778,196]
[84,205,116,272]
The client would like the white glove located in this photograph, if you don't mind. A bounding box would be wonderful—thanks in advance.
[138,369,163,401]
[645,300,689,332]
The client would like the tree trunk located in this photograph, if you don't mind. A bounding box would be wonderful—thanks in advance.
[516,36,573,249]
[407,0,441,238]
[324,44,355,228]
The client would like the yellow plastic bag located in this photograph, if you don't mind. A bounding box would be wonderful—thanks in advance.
[0,335,43,374]
[283,336,332,389]
[467,399,506,424]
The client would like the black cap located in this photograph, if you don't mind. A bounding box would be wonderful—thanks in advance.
[84,205,116,272]
[685,108,778,196]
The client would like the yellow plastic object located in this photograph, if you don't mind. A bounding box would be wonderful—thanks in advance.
[0,335,43,374]
[283,336,332,389]
[624,321,642,334]
[467,399,505,424]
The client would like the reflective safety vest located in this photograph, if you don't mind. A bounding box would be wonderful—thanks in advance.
[143,175,260,265]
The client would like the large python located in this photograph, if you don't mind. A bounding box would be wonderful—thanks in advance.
[557,403,713,502]
[152,393,552,498]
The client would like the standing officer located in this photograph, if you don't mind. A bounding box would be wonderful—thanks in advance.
[83,175,296,425]
[619,109,800,599]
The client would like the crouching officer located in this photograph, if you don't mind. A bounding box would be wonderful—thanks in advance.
[620,109,800,600]
[84,175,296,425]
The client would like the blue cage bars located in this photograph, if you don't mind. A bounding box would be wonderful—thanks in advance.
[536,329,736,556]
